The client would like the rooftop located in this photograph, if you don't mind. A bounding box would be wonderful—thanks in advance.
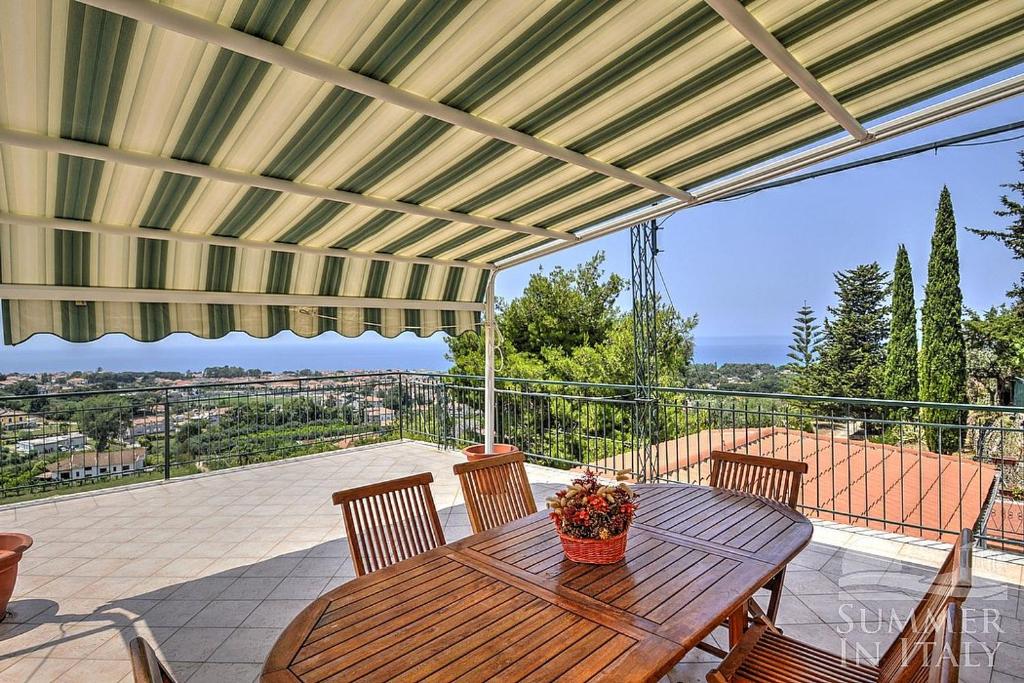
[41,448,148,475]
[1,441,1022,682]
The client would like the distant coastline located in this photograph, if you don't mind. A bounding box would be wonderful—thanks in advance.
[0,333,791,373]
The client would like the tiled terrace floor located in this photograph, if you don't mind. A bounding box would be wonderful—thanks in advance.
[0,441,1022,683]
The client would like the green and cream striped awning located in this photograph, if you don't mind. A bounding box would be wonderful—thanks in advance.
[1,0,1023,344]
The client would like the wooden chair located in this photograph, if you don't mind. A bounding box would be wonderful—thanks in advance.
[331,472,445,577]
[453,452,537,534]
[710,450,809,624]
[128,637,177,683]
[707,529,973,683]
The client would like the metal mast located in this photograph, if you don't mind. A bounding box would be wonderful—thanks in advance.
[630,220,659,482]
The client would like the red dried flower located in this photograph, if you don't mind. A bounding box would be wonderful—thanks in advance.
[546,470,637,540]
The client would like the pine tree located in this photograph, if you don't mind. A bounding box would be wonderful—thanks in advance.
[787,302,822,369]
[883,245,918,406]
[969,150,1024,311]
[811,263,890,399]
[785,303,821,395]
[919,186,967,452]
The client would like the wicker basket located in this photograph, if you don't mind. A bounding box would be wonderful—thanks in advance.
[556,526,628,564]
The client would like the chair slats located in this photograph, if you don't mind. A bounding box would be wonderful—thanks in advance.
[454,452,537,534]
[710,450,807,510]
[708,530,973,683]
[332,472,445,576]
[710,450,809,623]
[877,529,972,683]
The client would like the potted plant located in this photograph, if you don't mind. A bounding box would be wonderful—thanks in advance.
[547,470,636,564]
[0,532,33,621]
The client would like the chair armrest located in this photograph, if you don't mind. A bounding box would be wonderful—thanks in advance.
[746,598,782,633]
[707,621,769,683]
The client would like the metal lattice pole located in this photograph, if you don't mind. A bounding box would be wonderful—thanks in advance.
[631,220,659,482]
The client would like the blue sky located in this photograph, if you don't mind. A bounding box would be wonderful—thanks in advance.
[2,71,1023,373]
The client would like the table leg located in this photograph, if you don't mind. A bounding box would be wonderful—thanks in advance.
[728,602,747,648]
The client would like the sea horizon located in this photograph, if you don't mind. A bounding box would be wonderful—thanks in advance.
[0,333,790,374]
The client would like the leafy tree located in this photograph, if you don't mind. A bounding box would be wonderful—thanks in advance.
[78,395,132,451]
[811,263,890,399]
[919,187,967,451]
[965,306,1024,405]
[501,255,626,356]
[968,149,1024,310]
[884,245,918,405]
[446,253,696,385]
[963,153,1024,406]
[8,380,48,414]
[543,299,697,387]
[445,253,696,466]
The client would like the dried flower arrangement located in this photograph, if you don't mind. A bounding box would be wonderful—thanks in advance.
[547,469,636,541]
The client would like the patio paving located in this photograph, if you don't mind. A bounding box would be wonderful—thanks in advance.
[0,441,1021,683]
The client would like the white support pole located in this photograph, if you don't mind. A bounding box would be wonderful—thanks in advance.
[483,272,496,454]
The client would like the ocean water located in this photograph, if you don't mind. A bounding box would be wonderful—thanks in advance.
[692,335,790,366]
[0,332,790,373]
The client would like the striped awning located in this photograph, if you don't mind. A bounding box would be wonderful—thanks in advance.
[1,0,1023,344]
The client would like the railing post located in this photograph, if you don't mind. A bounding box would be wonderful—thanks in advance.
[163,390,171,481]
[398,373,405,442]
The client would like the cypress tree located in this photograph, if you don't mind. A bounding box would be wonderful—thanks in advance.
[812,263,890,399]
[883,245,918,406]
[919,186,967,452]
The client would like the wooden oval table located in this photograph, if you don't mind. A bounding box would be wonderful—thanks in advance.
[261,483,812,683]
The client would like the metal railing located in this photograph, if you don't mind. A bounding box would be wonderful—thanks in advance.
[402,373,1024,551]
[0,373,401,504]
[3,371,1022,553]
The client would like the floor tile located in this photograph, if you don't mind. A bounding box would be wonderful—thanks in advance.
[0,443,1019,682]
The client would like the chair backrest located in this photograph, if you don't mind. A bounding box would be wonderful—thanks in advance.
[129,636,177,683]
[453,452,537,534]
[332,472,445,576]
[878,529,973,683]
[927,603,964,683]
[709,450,808,509]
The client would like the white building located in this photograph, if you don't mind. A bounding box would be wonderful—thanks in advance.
[365,406,395,427]
[124,415,165,439]
[37,448,147,481]
[15,432,86,455]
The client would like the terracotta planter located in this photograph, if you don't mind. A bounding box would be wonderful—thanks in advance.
[462,444,520,494]
[556,526,628,565]
[462,443,519,462]
[0,532,32,621]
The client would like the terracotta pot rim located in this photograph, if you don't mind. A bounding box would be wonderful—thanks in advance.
[0,532,33,555]
[462,443,519,461]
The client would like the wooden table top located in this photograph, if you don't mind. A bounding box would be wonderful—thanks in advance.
[261,483,812,683]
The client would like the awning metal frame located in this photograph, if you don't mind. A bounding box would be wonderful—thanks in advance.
[77,0,696,205]
[494,73,1024,271]
[0,128,571,243]
[706,0,870,141]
